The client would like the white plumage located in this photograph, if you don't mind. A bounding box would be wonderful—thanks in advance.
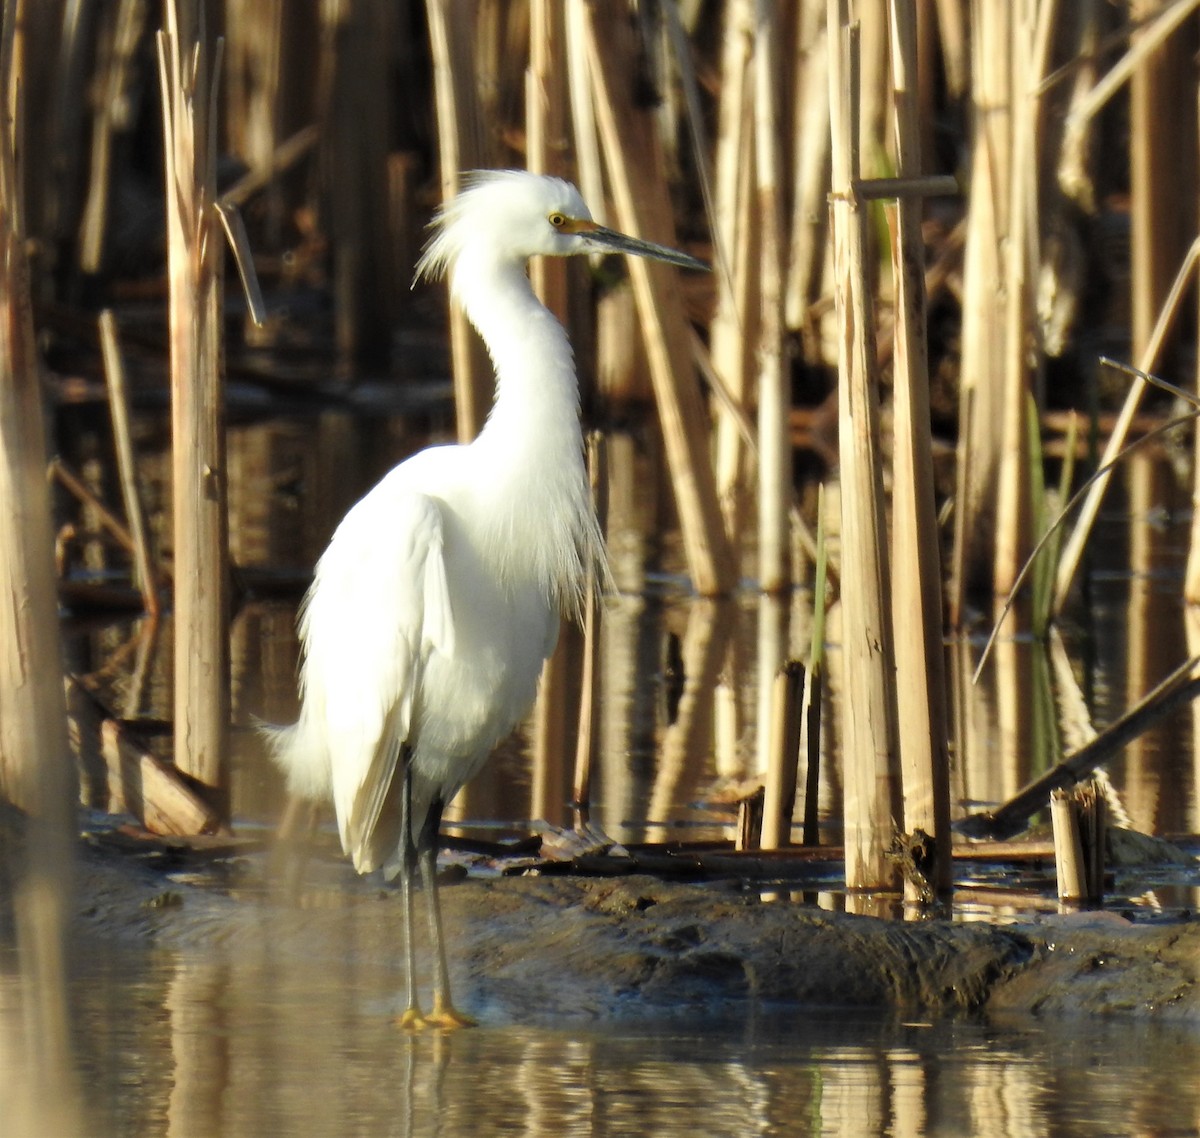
[267,169,705,1029]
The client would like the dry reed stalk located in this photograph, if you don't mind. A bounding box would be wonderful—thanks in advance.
[951,0,1013,613]
[223,0,282,170]
[27,0,85,264]
[49,457,155,577]
[884,0,951,894]
[827,0,901,890]
[527,0,568,298]
[663,4,722,272]
[0,0,70,818]
[854,0,891,165]
[1060,0,1200,135]
[800,483,829,847]
[1053,3,1101,215]
[528,633,570,826]
[1130,0,1198,357]
[596,280,654,404]
[0,11,78,1123]
[584,0,736,596]
[1079,782,1106,900]
[1192,94,1200,603]
[933,0,968,97]
[78,0,145,273]
[752,1,790,778]
[321,0,394,368]
[1053,240,1200,612]
[526,0,574,826]
[754,0,788,595]
[220,124,320,209]
[755,592,786,776]
[710,0,756,553]
[158,1,229,811]
[1186,612,1200,793]
[426,0,493,441]
[565,0,605,228]
[1122,449,1179,801]
[213,199,267,326]
[125,617,159,721]
[571,434,605,829]
[800,664,823,846]
[1,0,21,229]
[222,0,301,250]
[993,0,1053,597]
[783,4,830,336]
[761,662,804,849]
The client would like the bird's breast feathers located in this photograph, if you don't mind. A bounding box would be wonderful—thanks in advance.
[301,454,558,783]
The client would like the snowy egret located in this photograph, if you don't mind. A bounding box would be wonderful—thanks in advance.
[267,169,706,1029]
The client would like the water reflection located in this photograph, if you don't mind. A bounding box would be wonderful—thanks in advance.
[11,941,1195,1137]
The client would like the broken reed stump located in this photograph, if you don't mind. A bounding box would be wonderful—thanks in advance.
[761,661,804,850]
[1050,782,1106,904]
[735,787,765,853]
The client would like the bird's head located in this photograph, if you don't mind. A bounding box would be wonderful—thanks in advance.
[414,169,706,286]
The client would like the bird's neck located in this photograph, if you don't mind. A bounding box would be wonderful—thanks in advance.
[458,259,580,446]
[452,255,602,613]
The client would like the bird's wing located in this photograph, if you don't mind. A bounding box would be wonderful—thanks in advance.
[298,477,455,870]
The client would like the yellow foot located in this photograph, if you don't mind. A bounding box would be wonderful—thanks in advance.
[424,998,476,1030]
[396,1007,429,1031]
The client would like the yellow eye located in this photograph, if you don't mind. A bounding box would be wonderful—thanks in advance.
[549,212,566,229]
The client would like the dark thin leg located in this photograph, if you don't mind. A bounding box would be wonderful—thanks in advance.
[418,799,475,1028]
[396,746,426,1030]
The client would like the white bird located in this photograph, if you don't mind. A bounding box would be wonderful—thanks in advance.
[267,169,706,1029]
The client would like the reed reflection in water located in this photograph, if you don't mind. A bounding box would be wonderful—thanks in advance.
[9,938,1195,1138]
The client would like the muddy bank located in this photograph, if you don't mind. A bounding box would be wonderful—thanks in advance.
[46,831,1200,1025]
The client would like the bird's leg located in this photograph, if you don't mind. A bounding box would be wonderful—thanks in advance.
[418,799,476,1029]
[396,747,427,1031]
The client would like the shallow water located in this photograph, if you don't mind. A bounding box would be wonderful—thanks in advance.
[3,939,1195,1137]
